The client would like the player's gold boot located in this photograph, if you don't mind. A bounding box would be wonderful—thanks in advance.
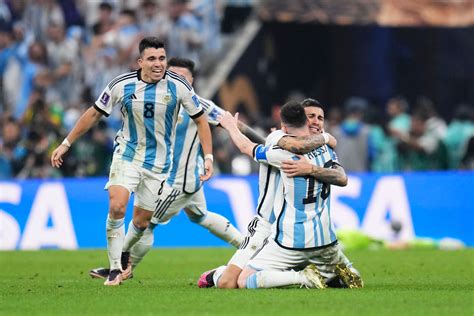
[335,263,364,288]
[302,264,327,289]
[104,269,122,286]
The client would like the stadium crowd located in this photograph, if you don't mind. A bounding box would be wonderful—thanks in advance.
[0,0,473,179]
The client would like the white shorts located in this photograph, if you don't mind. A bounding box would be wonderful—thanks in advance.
[247,238,350,281]
[228,216,272,269]
[105,156,166,212]
[150,183,207,225]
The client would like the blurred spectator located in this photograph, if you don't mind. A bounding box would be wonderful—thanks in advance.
[416,96,447,140]
[0,116,21,178]
[45,20,81,107]
[331,97,371,172]
[101,8,142,69]
[23,0,64,42]
[167,0,203,67]
[364,105,393,173]
[91,2,115,36]
[460,136,474,170]
[70,120,113,177]
[443,104,474,169]
[192,0,222,56]
[396,108,448,171]
[387,96,411,137]
[14,41,51,120]
[139,0,170,40]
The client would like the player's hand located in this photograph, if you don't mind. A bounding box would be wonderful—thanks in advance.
[326,133,337,148]
[200,157,214,182]
[217,111,239,131]
[281,155,313,177]
[50,144,70,168]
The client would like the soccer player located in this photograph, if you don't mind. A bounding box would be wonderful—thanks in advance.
[215,101,363,289]
[50,37,213,286]
[198,99,343,289]
[89,57,255,280]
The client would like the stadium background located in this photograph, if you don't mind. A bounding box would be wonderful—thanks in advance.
[1,1,473,315]
[0,1,473,249]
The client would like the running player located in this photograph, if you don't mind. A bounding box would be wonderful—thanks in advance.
[89,57,255,280]
[51,37,213,286]
[218,101,363,289]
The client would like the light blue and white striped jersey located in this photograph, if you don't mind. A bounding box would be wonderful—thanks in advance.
[251,130,286,224]
[166,96,222,193]
[94,69,203,174]
[254,130,339,250]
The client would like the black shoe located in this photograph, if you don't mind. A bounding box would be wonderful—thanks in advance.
[89,267,110,280]
[104,269,122,286]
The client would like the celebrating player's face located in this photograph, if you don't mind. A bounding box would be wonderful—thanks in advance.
[305,106,325,135]
[169,66,194,85]
[138,47,167,83]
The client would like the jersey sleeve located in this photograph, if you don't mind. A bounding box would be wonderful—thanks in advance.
[199,97,223,126]
[94,77,123,117]
[175,79,203,119]
[253,144,294,169]
[265,130,287,146]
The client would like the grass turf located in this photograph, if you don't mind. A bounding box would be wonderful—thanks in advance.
[1,248,473,315]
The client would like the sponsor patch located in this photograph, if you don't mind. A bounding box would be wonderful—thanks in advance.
[100,92,110,105]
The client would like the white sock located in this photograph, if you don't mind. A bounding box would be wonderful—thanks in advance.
[122,220,146,252]
[130,225,155,269]
[196,212,244,248]
[106,215,125,271]
[212,265,228,288]
[247,270,307,289]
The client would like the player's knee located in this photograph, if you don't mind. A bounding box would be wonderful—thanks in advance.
[133,217,150,230]
[109,201,127,218]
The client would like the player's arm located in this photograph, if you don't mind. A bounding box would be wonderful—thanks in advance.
[218,111,257,157]
[51,106,103,168]
[277,132,337,154]
[193,113,213,181]
[201,98,266,144]
[237,121,266,144]
[281,157,347,186]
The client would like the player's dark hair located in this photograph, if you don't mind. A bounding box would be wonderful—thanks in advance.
[280,101,307,128]
[168,57,195,76]
[302,98,324,111]
[139,37,165,56]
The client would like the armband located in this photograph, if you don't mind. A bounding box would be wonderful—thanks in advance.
[62,138,71,148]
[204,154,214,162]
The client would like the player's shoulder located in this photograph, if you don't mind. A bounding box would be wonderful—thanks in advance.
[165,70,193,92]
[107,70,139,90]
[265,130,287,146]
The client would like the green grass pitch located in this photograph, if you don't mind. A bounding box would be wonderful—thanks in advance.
[1,248,473,315]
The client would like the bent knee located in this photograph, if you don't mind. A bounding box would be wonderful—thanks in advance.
[217,276,238,289]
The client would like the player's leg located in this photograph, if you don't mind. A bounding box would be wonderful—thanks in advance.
[184,188,243,248]
[121,169,167,278]
[206,216,271,288]
[128,185,188,273]
[103,158,140,285]
[238,238,325,289]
